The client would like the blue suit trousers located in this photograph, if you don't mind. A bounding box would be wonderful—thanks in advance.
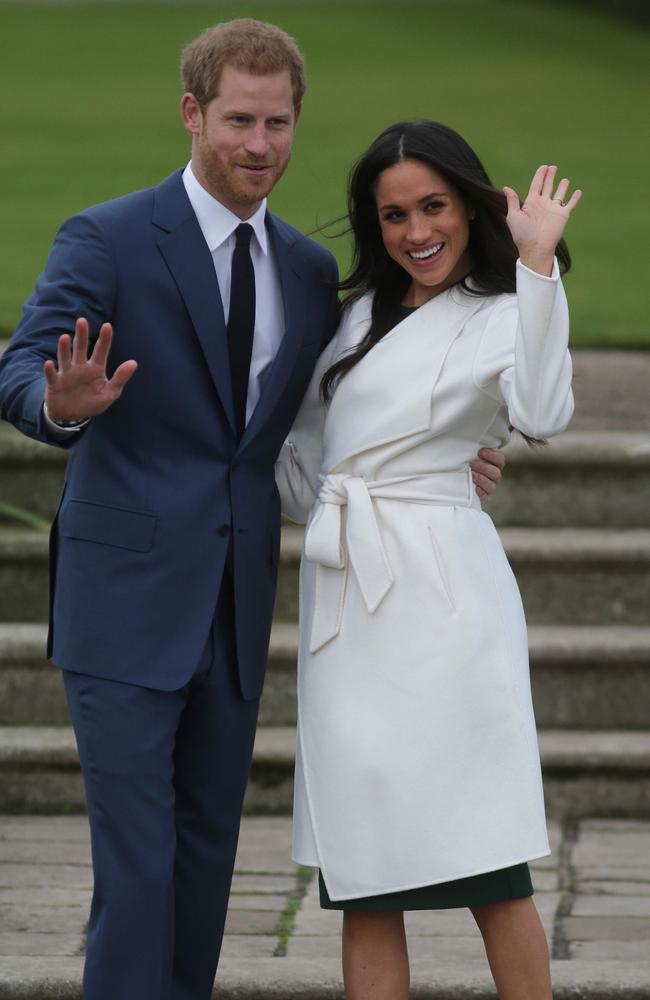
[63,569,260,1000]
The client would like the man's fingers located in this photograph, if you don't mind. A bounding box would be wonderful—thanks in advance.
[90,323,114,370]
[72,319,89,365]
[108,360,138,394]
[43,359,58,387]
[472,470,497,496]
[57,334,72,373]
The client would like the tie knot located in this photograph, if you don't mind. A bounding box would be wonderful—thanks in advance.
[235,223,253,248]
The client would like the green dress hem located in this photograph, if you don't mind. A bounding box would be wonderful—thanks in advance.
[318,862,534,912]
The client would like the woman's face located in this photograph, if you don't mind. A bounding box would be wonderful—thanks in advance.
[374,159,472,306]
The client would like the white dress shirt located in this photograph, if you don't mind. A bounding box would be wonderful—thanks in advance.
[44,163,285,435]
[182,162,285,424]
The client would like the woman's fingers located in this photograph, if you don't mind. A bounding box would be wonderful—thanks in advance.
[565,188,583,211]
[552,177,571,206]
[502,186,520,215]
[527,165,548,200]
[541,164,558,198]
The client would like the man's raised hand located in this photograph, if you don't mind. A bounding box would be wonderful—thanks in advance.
[44,318,138,423]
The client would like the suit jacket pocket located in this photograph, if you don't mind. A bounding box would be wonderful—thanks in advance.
[59,500,157,553]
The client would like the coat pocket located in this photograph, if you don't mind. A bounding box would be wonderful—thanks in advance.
[59,500,157,553]
[427,526,457,613]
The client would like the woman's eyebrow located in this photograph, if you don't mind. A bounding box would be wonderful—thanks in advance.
[379,192,448,211]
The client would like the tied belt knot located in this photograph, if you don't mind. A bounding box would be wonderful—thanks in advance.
[304,469,478,654]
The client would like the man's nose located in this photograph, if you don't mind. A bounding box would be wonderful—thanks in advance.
[244,125,270,156]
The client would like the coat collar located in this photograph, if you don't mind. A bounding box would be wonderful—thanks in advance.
[323,287,487,471]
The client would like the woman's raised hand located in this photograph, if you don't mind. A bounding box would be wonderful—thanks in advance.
[503,165,582,276]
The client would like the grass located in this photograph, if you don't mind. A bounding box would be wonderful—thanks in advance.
[0,1,648,346]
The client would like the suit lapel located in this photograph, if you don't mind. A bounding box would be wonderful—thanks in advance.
[238,214,307,449]
[153,171,236,436]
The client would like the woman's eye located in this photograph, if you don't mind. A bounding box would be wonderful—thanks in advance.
[425,201,445,212]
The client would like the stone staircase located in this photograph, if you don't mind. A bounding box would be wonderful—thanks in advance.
[1,423,649,819]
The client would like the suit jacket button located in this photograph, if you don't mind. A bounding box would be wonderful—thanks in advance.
[217,524,231,537]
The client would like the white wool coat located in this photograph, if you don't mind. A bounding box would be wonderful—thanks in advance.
[275,260,573,901]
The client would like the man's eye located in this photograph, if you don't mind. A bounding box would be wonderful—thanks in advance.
[268,119,289,128]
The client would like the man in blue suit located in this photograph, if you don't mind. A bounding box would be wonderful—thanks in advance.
[0,19,339,999]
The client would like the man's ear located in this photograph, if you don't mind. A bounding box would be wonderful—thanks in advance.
[180,92,203,136]
[293,102,302,128]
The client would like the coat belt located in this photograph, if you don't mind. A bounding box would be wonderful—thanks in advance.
[304,469,479,653]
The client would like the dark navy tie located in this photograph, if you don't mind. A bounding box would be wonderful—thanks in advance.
[227,223,256,440]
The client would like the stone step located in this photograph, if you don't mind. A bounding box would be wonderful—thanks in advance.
[488,432,650,528]
[0,424,65,524]
[1,425,649,527]
[2,623,649,731]
[276,526,650,627]
[1,958,650,1000]
[1,725,649,819]
[2,526,650,626]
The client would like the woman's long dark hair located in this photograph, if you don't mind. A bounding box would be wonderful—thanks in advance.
[321,120,571,404]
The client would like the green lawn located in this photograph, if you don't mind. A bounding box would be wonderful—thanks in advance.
[0,1,648,345]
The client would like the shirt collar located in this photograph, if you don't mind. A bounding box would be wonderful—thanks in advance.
[182,162,268,256]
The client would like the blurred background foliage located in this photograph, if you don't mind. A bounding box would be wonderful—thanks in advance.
[0,1,648,345]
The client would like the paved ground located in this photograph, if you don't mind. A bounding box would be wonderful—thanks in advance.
[1,814,649,997]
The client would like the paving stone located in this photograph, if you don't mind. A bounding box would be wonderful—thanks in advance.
[231,873,295,894]
[286,934,343,959]
[233,817,296,875]
[563,915,650,940]
[0,903,87,934]
[572,894,650,917]
[0,931,81,957]
[573,830,650,869]
[577,879,650,896]
[0,863,92,889]
[223,909,282,935]
[531,869,559,892]
[219,934,279,960]
[570,940,650,961]
[576,866,650,883]
[0,815,88,841]
[580,819,650,834]
[227,893,289,912]
[0,887,91,906]
[0,839,91,865]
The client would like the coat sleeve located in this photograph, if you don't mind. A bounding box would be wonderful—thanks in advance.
[276,301,354,524]
[473,258,574,440]
[0,212,115,448]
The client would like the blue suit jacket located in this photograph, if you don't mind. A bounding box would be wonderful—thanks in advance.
[0,170,339,698]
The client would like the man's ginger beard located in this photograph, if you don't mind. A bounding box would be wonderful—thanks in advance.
[196,133,291,209]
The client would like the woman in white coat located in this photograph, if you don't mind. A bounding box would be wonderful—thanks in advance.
[276,120,581,1000]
